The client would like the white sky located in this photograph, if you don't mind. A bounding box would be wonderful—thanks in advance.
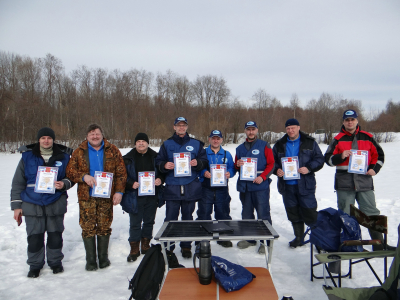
[1,0,399,111]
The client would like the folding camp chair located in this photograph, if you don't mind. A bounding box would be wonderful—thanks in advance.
[321,224,400,300]
[311,205,393,287]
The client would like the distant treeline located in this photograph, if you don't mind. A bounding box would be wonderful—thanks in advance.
[1,51,399,151]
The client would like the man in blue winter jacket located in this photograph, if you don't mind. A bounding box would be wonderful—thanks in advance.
[235,121,275,254]
[155,117,208,258]
[10,127,74,278]
[273,118,324,248]
[197,130,236,247]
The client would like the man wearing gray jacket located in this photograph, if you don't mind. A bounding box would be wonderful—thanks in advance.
[10,127,74,278]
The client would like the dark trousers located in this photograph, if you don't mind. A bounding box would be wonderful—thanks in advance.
[128,196,158,242]
[239,187,272,225]
[282,184,317,226]
[197,187,232,220]
[25,214,64,270]
[164,200,196,250]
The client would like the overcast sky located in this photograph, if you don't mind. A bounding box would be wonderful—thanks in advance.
[1,0,399,112]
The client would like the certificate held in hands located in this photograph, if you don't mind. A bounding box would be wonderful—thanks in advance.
[34,166,58,194]
[138,171,155,196]
[210,164,227,187]
[92,171,113,198]
[281,156,300,180]
[348,150,368,174]
[173,152,191,177]
[240,157,257,181]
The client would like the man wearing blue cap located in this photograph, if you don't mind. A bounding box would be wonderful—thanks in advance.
[273,119,324,248]
[235,121,275,253]
[156,117,208,258]
[197,130,236,247]
[325,109,391,250]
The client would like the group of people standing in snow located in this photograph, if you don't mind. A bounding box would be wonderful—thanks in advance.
[10,109,389,278]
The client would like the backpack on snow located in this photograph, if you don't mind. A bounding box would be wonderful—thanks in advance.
[128,244,166,300]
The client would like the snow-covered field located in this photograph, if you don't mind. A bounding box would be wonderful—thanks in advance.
[1,136,399,300]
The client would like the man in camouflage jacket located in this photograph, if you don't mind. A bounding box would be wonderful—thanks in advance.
[66,124,126,271]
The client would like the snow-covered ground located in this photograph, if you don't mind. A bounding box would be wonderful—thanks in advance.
[1,136,399,300]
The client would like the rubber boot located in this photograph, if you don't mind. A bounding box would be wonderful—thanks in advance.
[97,235,111,269]
[368,229,396,251]
[127,241,140,262]
[83,236,98,271]
[289,222,305,248]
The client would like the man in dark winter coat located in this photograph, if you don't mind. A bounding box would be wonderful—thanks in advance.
[273,119,324,248]
[155,117,208,258]
[235,121,275,254]
[121,133,165,262]
[324,109,393,250]
[10,127,74,278]
[66,124,127,271]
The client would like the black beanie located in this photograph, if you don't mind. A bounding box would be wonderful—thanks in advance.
[37,127,55,141]
[135,133,149,144]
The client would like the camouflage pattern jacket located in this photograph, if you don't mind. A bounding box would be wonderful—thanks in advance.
[66,139,127,201]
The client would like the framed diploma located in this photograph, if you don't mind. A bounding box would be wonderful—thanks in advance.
[348,150,368,174]
[173,152,191,177]
[34,166,58,194]
[281,156,300,180]
[138,171,156,196]
[240,157,257,181]
[210,164,227,187]
[92,171,113,198]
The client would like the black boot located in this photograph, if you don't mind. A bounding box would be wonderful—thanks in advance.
[289,222,305,248]
[368,229,396,251]
[83,236,98,271]
[97,235,111,269]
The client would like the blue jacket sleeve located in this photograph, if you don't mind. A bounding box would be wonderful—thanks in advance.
[305,141,325,173]
[226,151,236,178]
[195,146,208,172]
[155,143,170,174]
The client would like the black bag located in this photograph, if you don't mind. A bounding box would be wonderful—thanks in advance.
[128,244,166,300]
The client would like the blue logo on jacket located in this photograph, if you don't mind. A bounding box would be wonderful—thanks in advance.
[252,150,260,155]
[186,146,194,151]
[55,161,63,166]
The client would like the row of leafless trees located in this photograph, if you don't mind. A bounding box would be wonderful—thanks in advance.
[0,51,398,151]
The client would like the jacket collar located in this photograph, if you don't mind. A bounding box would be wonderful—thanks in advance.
[206,145,224,155]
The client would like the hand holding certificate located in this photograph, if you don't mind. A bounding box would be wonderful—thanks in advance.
[35,166,58,194]
[348,150,368,174]
[281,156,300,180]
[210,164,227,187]
[92,171,113,198]
[138,171,156,196]
[173,152,191,177]
[240,157,257,181]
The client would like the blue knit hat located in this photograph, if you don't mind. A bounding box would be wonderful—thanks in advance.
[285,118,300,127]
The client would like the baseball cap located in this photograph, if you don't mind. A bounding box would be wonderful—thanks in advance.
[343,109,358,120]
[244,121,258,129]
[285,118,300,127]
[209,130,223,138]
[174,117,188,125]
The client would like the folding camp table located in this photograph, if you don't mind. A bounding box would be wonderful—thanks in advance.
[154,219,279,270]
[154,219,280,300]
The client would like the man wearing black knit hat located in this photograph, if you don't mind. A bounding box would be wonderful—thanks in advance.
[10,127,74,278]
[121,133,165,262]
[273,119,324,248]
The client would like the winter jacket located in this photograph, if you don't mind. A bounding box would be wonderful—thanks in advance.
[273,131,324,195]
[121,147,165,214]
[155,133,208,201]
[324,125,384,191]
[10,143,74,216]
[235,139,274,193]
[199,145,236,189]
[66,139,127,201]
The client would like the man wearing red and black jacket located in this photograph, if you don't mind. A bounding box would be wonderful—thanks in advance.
[325,109,387,249]
[235,121,275,254]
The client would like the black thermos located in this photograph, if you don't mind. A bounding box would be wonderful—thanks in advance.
[193,240,212,285]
